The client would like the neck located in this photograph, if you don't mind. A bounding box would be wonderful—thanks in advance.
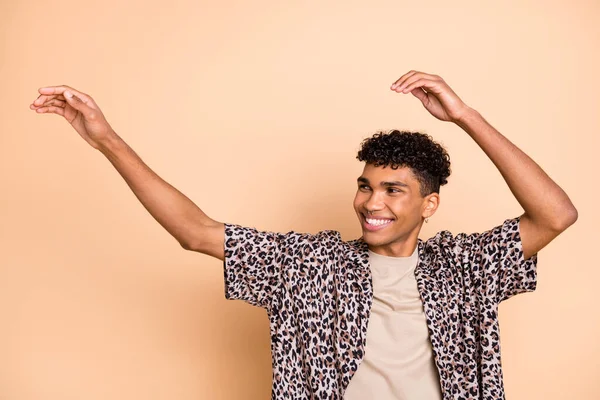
[367,234,420,257]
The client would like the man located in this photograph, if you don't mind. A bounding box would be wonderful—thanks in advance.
[30,71,577,399]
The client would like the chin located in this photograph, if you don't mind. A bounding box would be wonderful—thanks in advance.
[361,232,391,247]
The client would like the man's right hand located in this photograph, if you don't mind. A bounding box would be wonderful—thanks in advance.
[30,85,226,258]
[30,86,115,150]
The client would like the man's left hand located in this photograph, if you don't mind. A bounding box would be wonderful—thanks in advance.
[391,71,470,123]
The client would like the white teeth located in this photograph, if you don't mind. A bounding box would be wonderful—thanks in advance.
[366,218,392,226]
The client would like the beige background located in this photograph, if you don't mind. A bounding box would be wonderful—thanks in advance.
[1,0,598,399]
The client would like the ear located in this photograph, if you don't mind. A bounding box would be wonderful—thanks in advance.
[421,192,440,219]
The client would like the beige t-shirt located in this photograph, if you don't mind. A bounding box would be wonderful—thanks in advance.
[344,246,443,400]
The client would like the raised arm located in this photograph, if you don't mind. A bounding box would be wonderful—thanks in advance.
[390,71,578,260]
[30,86,225,260]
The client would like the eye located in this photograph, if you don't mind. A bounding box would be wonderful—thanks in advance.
[387,187,402,194]
[358,184,371,191]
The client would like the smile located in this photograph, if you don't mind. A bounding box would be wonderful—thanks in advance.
[362,215,394,231]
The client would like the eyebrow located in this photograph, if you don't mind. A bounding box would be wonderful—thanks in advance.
[357,177,409,188]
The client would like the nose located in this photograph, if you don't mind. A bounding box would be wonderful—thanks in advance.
[364,191,385,213]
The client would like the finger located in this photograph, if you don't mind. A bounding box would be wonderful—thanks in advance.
[402,78,439,94]
[396,72,440,93]
[391,70,418,90]
[395,73,428,93]
[32,94,63,106]
[62,90,95,116]
[30,98,66,111]
[35,106,66,116]
[38,86,95,107]
[391,71,416,88]
[39,99,67,108]
[410,87,429,104]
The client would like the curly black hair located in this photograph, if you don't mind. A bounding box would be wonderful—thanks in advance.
[356,130,451,196]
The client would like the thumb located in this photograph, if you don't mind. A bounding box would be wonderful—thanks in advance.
[64,90,94,115]
[410,87,429,105]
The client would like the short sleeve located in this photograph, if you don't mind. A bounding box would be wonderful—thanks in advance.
[223,223,310,310]
[453,217,538,303]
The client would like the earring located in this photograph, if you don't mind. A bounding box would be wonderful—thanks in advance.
[425,217,429,223]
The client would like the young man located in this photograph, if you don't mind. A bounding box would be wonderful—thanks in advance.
[30,71,577,399]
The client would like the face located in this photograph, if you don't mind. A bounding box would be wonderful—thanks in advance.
[353,164,439,256]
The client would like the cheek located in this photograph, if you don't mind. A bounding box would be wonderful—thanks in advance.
[353,192,363,210]
[387,196,419,217]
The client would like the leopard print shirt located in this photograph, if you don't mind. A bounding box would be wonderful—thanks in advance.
[223,217,537,399]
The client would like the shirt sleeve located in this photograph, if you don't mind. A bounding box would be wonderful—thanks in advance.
[453,217,538,303]
[223,223,310,310]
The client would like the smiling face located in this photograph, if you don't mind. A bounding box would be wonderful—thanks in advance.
[353,163,440,256]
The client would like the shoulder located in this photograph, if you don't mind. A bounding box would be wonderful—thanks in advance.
[224,223,344,250]
[423,217,523,255]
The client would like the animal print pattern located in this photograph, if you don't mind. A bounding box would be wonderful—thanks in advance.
[223,217,537,399]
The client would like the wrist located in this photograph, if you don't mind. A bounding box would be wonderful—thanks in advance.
[96,131,123,155]
[453,106,481,128]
